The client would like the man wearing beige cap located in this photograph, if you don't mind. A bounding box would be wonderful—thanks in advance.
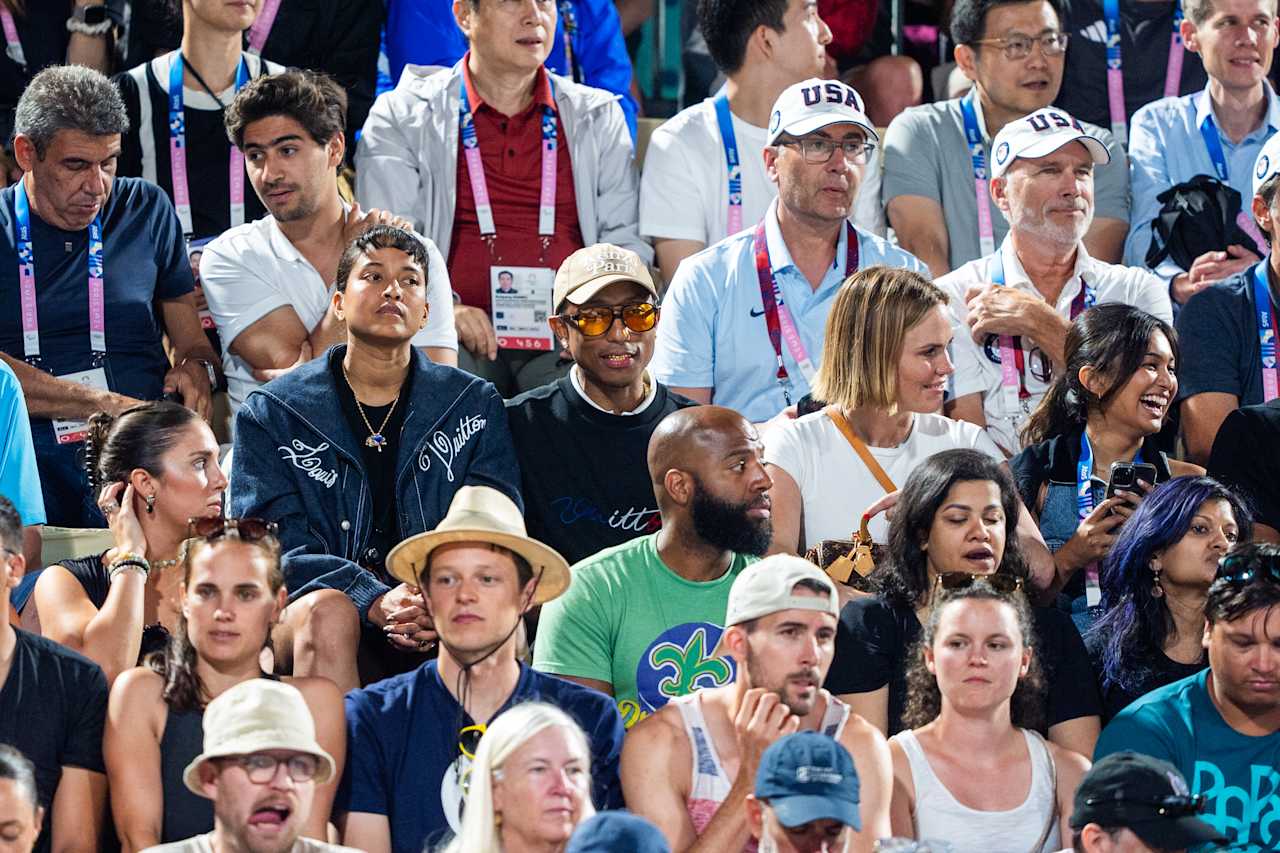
[336,485,625,853]
[506,243,699,564]
[621,554,891,853]
[143,680,356,853]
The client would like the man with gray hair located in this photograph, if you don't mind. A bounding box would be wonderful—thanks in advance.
[0,65,219,527]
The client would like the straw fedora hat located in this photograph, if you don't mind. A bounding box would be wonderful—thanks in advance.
[386,486,571,604]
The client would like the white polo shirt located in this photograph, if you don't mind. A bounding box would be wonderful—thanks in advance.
[200,209,459,415]
[650,200,927,422]
[638,96,886,248]
[936,236,1172,453]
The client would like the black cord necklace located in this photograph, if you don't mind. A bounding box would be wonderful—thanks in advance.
[181,55,231,110]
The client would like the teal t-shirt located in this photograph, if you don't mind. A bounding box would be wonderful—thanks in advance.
[1095,669,1280,851]
[532,532,757,729]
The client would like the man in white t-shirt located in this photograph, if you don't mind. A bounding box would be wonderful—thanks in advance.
[200,71,457,420]
[938,106,1173,455]
[638,0,885,285]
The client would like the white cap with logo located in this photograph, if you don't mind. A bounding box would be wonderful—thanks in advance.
[1253,133,1280,198]
[990,107,1110,180]
[766,78,878,147]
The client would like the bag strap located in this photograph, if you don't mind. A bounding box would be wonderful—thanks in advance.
[824,406,896,493]
[1026,729,1059,853]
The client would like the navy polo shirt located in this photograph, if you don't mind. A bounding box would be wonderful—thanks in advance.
[1175,263,1267,407]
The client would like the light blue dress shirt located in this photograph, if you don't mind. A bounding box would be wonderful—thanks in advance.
[650,200,928,422]
[0,359,44,526]
[1125,83,1280,281]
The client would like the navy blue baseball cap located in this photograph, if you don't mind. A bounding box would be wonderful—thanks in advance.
[565,811,671,853]
[754,732,861,830]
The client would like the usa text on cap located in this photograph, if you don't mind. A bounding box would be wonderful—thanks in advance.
[767,78,878,147]
[990,107,1110,180]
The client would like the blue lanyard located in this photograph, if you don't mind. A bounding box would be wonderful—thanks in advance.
[14,179,106,363]
[1198,113,1233,182]
[959,92,996,256]
[1252,261,1280,400]
[1077,431,1144,520]
[713,93,744,234]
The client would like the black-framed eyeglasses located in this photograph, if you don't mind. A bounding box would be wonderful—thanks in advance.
[1214,551,1280,585]
[933,572,1024,595]
[970,30,1069,60]
[218,753,320,784]
[188,516,278,544]
[557,302,658,337]
[777,136,877,166]
[1083,793,1207,818]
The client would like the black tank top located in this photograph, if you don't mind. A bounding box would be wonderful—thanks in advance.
[60,553,170,662]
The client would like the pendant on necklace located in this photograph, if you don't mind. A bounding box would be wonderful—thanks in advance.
[366,434,387,451]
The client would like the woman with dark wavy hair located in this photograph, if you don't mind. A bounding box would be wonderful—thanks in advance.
[888,582,1088,851]
[825,449,1103,758]
[1011,304,1200,622]
[1086,476,1251,722]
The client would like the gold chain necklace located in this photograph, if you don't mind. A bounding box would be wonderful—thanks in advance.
[342,364,400,452]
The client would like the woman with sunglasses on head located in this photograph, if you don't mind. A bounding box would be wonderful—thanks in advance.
[104,520,346,853]
[825,449,1103,758]
[1011,304,1200,622]
[440,702,595,853]
[888,581,1089,851]
[1086,476,1251,723]
[506,244,697,566]
[16,402,225,685]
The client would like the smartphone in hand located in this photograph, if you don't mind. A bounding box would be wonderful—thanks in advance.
[1105,461,1158,505]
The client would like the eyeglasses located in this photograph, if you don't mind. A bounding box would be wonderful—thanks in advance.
[970,30,1070,61]
[1083,793,1207,818]
[219,753,320,784]
[933,572,1024,595]
[458,723,487,761]
[188,517,278,543]
[777,136,877,166]
[1214,551,1280,585]
[557,302,658,338]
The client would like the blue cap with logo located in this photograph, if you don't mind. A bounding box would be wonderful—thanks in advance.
[565,811,671,853]
[754,732,861,830]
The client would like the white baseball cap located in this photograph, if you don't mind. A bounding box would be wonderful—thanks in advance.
[725,554,840,628]
[990,107,1110,180]
[1253,133,1280,198]
[766,78,878,147]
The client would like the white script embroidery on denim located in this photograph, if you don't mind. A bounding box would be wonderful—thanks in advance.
[417,414,488,481]
[278,440,338,488]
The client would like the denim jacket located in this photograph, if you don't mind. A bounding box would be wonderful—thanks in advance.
[229,346,522,624]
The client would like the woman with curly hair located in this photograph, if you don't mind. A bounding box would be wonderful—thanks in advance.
[825,449,1103,758]
[888,581,1089,851]
[1086,476,1250,723]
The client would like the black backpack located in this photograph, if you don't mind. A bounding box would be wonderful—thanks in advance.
[1145,173,1257,270]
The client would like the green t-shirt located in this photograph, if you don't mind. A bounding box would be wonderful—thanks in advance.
[532,533,756,729]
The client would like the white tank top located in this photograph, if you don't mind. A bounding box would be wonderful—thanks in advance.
[672,691,851,853]
[893,728,1061,853]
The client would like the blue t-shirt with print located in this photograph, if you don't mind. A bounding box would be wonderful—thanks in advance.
[337,660,625,853]
[1095,669,1280,851]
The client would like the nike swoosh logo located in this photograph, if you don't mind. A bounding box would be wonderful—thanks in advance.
[750,308,766,317]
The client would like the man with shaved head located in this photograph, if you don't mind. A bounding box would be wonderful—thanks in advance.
[534,405,773,729]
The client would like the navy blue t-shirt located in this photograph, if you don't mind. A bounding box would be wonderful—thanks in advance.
[337,660,625,853]
[0,177,193,524]
[1175,264,1267,407]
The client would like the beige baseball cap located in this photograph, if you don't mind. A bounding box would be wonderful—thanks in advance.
[552,243,658,312]
[713,555,840,657]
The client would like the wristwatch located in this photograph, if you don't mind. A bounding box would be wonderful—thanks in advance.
[183,357,218,388]
[67,4,112,36]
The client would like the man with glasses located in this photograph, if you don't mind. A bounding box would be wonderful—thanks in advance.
[1067,752,1227,853]
[1125,0,1280,306]
[145,679,358,853]
[1095,542,1280,850]
[506,243,697,565]
[939,107,1171,457]
[650,78,926,423]
[883,0,1130,278]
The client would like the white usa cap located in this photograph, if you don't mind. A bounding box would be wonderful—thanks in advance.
[990,107,1110,180]
[1253,133,1280,198]
[766,78,878,147]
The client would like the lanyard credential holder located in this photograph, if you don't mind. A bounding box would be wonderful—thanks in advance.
[246,0,281,56]
[15,180,107,364]
[753,221,859,405]
[459,81,559,259]
[168,53,251,238]
[1253,262,1280,401]
[1103,1,1184,147]
[960,93,996,257]
[714,94,744,236]
[0,7,24,69]
[1199,113,1272,255]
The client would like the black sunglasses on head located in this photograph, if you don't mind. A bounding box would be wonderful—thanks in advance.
[187,516,278,543]
[1084,793,1207,818]
[933,572,1024,595]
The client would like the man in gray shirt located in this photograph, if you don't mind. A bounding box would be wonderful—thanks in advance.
[883,0,1130,278]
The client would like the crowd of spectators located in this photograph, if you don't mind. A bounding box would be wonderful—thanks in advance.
[1,0,1280,851]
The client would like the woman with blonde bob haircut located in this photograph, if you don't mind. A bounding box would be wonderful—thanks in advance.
[765,266,1005,553]
[442,702,595,853]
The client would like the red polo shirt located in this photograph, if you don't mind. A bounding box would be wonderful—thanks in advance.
[448,58,584,313]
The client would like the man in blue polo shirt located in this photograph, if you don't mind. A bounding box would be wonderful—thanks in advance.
[337,486,625,853]
[1178,132,1280,465]
[650,78,926,423]
[0,65,217,527]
